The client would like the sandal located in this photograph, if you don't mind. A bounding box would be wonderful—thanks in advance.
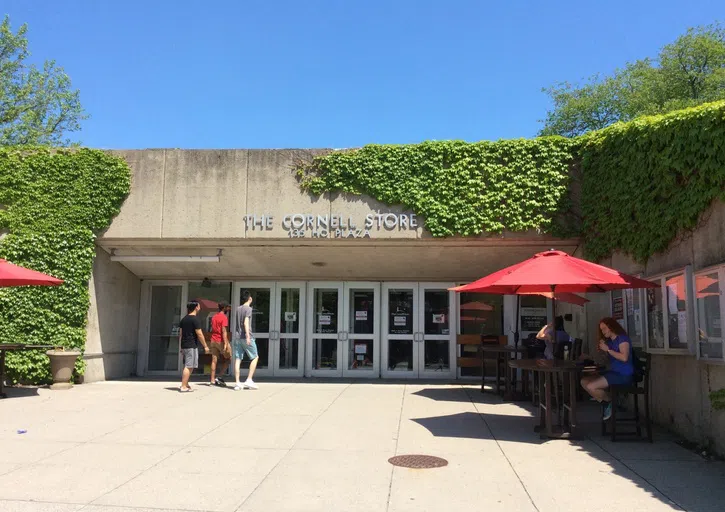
[179,387,194,393]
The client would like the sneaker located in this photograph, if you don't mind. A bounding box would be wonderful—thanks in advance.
[243,379,258,390]
[603,402,613,421]
[214,377,226,387]
[233,384,242,391]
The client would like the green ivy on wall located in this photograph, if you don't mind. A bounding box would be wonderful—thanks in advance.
[579,101,725,262]
[298,101,725,264]
[298,138,579,238]
[0,148,130,383]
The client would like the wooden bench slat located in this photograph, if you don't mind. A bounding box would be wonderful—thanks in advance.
[457,357,482,368]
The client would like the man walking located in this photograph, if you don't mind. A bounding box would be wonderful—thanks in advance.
[209,301,231,387]
[234,290,259,390]
[179,300,210,392]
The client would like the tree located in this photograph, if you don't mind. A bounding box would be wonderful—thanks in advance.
[0,16,85,146]
[540,23,725,137]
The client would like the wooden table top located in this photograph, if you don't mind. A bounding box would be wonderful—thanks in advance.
[508,358,597,372]
[480,345,527,353]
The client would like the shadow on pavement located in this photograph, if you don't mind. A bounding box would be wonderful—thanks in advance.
[411,387,476,403]
[409,385,725,512]
[412,411,546,445]
[0,386,41,399]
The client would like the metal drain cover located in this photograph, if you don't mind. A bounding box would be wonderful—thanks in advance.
[388,455,448,469]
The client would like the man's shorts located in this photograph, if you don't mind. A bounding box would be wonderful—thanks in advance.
[233,337,259,360]
[182,347,199,369]
[210,342,229,359]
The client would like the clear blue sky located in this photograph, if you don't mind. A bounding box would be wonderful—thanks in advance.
[4,1,724,149]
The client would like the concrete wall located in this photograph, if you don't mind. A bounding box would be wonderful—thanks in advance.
[84,248,141,382]
[586,200,725,454]
[102,149,426,241]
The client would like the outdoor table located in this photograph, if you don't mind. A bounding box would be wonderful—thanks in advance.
[509,359,594,440]
[0,343,55,398]
[480,344,527,395]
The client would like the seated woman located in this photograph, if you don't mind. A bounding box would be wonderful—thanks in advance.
[535,316,571,360]
[580,317,634,420]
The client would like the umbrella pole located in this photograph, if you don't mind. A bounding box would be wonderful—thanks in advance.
[551,285,557,357]
[514,294,520,348]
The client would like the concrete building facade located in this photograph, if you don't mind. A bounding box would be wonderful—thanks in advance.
[87,149,725,453]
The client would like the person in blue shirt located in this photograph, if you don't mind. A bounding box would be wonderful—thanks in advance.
[580,317,635,420]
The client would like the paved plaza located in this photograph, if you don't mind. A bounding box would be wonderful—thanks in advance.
[1,380,724,512]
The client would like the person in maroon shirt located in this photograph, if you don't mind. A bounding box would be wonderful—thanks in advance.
[209,301,231,386]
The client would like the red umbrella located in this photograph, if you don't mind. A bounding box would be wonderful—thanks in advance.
[0,259,63,287]
[453,250,657,294]
[451,250,657,347]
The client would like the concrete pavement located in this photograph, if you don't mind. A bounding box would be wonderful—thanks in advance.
[0,380,723,512]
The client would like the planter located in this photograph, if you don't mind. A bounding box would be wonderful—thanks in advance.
[46,350,81,390]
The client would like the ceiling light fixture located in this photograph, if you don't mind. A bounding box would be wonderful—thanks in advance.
[109,249,222,263]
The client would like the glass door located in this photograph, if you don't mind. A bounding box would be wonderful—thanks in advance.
[234,282,274,377]
[146,282,187,374]
[419,283,456,379]
[274,282,306,377]
[342,282,380,378]
[382,283,455,378]
[307,282,344,377]
[382,283,419,378]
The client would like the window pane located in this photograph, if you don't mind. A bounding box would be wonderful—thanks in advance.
[279,288,300,334]
[349,289,375,334]
[697,272,723,359]
[647,285,665,349]
[312,339,337,369]
[189,281,232,333]
[387,340,413,371]
[239,288,271,334]
[313,288,338,334]
[348,340,374,370]
[666,274,689,349]
[460,293,504,377]
[189,281,232,375]
[148,286,182,372]
[424,340,450,371]
[424,290,450,335]
[460,293,504,336]
[388,289,414,335]
[625,289,643,346]
[520,295,548,336]
[611,290,626,331]
[279,338,299,369]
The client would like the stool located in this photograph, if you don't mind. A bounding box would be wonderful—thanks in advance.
[602,352,652,442]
